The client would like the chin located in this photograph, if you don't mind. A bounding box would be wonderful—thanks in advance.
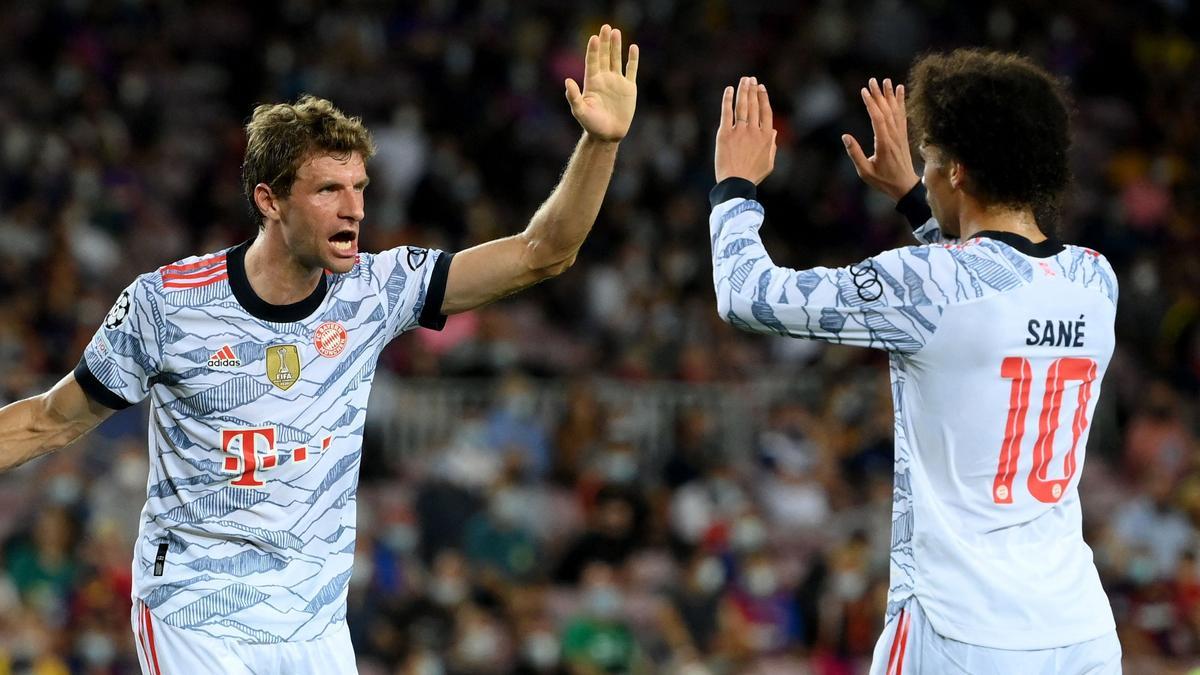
[326,257,357,274]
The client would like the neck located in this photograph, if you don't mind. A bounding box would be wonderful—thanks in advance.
[244,226,324,305]
[957,199,1046,243]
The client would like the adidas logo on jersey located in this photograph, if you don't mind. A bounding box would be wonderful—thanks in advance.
[208,345,242,368]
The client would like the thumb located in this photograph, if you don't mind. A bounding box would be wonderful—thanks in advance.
[565,78,583,108]
[842,134,871,177]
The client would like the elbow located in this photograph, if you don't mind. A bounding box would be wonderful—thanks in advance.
[520,232,577,281]
[532,252,578,281]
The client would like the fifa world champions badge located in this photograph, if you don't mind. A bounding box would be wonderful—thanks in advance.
[266,344,301,390]
[314,321,348,358]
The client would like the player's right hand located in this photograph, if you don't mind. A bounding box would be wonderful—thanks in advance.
[842,77,921,202]
[715,76,777,184]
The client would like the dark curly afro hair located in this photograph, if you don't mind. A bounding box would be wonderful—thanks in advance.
[908,49,1072,224]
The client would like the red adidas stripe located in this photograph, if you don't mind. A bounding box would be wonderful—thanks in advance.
[162,255,227,274]
[220,346,235,360]
[895,612,911,675]
[162,263,227,282]
[163,273,229,289]
[143,604,163,675]
[887,609,908,675]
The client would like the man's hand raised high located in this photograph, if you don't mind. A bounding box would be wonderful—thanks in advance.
[714,76,777,185]
[842,77,920,202]
[565,24,638,143]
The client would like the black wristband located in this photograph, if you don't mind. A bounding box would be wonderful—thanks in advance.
[709,177,757,209]
[895,181,933,229]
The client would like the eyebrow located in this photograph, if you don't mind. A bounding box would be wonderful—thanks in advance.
[317,178,370,190]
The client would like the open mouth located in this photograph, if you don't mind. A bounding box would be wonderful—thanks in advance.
[329,230,357,255]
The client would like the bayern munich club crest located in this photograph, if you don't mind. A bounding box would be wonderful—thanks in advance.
[314,321,348,358]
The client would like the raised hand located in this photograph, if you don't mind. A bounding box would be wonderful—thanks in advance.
[842,78,921,202]
[715,76,777,184]
[565,24,638,143]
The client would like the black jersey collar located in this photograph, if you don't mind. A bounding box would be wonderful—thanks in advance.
[971,230,1065,258]
[227,239,329,323]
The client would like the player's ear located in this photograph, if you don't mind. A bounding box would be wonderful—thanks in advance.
[253,183,282,224]
[948,160,966,191]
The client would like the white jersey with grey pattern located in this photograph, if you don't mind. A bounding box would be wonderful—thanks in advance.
[710,178,1118,650]
[76,240,452,643]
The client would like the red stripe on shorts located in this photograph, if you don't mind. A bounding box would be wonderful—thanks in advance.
[143,603,164,675]
[887,609,909,675]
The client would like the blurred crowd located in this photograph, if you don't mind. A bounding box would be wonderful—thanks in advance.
[0,0,1198,673]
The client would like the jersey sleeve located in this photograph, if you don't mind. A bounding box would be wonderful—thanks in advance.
[74,274,164,409]
[709,179,955,354]
[369,246,455,339]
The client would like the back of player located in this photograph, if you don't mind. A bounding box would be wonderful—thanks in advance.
[893,235,1118,648]
[709,52,1122,673]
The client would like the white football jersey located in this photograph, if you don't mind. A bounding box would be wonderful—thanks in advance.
[77,240,452,643]
[709,179,1118,649]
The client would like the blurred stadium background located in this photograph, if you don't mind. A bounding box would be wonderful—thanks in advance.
[0,1,1197,673]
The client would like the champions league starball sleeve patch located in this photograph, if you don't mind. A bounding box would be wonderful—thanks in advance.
[104,290,132,329]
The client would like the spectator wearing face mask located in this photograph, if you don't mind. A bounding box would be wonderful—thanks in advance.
[719,552,801,660]
[465,483,542,583]
[562,562,642,675]
[660,551,728,657]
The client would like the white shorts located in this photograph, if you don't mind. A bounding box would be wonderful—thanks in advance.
[131,598,358,674]
[869,597,1121,675]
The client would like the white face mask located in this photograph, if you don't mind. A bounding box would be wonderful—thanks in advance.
[430,577,468,606]
[383,523,418,553]
[457,625,502,664]
[77,630,115,666]
[585,585,623,619]
[523,631,560,668]
[413,653,445,675]
[833,570,867,600]
[745,565,778,597]
[731,516,767,552]
[692,557,726,594]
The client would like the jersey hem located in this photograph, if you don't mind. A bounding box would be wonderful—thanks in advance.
[914,592,1117,650]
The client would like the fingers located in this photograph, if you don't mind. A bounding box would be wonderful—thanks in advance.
[735,77,750,125]
[565,78,583,108]
[720,85,734,129]
[861,84,890,146]
[895,84,907,131]
[757,82,772,129]
[598,24,611,72]
[610,28,622,73]
[746,77,760,127]
[841,134,870,177]
[585,34,599,81]
[625,43,639,82]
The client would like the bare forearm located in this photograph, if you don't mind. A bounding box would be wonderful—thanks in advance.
[0,375,110,473]
[520,132,619,272]
[0,396,71,471]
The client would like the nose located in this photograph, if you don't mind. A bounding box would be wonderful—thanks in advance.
[340,190,364,223]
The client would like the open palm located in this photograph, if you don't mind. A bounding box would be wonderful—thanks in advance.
[566,24,638,143]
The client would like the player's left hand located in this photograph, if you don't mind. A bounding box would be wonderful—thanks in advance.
[715,76,777,184]
[566,24,638,143]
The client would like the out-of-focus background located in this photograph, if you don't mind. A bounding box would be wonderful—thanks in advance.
[0,1,1197,673]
